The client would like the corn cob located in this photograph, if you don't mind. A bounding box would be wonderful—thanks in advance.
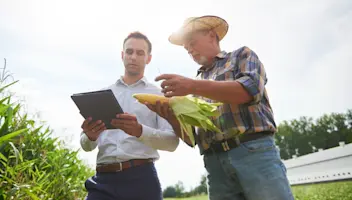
[132,93,170,105]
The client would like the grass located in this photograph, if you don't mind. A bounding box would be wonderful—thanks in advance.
[165,196,207,200]
[165,181,352,200]
[292,181,352,200]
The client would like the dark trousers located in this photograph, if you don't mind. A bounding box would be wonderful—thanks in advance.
[84,162,162,200]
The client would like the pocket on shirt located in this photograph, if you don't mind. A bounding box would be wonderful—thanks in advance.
[214,68,235,81]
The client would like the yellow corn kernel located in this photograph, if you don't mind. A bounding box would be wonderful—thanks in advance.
[132,93,170,105]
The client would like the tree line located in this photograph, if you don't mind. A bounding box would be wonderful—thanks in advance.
[163,175,207,198]
[275,109,352,160]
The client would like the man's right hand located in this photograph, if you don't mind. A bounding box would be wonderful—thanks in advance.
[145,101,178,125]
[145,101,194,146]
[81,117,106,141]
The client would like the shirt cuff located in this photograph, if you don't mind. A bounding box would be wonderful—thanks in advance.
[81,132,98,145]
[139,124,159,141]
[236,76,261,104]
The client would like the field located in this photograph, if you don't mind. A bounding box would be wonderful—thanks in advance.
[165,181,352,200]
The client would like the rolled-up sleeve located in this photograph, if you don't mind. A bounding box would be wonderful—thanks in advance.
[234,47,267,105]
[138,116,179,152]
[80,132,98,152]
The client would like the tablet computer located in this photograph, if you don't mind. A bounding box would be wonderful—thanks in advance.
[71,89,124,129]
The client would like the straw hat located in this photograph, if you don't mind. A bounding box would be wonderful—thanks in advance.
[168,15,229,46]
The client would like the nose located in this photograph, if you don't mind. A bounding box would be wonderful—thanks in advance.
[187,49,193,55]
[186,47,195,56]
[184,43,193,54]
[130,52,137,60]
[187,47,198,58]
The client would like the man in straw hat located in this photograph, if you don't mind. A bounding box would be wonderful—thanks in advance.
[145,15,294,200]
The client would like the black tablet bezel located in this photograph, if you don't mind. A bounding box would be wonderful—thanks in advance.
[71,89,124,129]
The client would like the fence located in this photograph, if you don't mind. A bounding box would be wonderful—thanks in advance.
[282,142,352,185]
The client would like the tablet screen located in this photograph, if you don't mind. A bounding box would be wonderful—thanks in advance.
[71,89,124,129]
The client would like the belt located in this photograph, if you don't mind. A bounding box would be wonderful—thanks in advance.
[96,159,153,173]
[204,131,273,155]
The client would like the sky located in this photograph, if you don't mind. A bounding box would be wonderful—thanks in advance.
[0,0,351,191]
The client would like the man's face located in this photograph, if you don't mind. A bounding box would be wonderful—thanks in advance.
[122,38,151,76]
[183,30,215,66]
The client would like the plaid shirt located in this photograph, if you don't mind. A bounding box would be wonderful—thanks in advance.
[193,46,277,154]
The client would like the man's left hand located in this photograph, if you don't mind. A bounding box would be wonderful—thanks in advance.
[145,100,178,125]
[155,74,195,97]
[111,113,142,137]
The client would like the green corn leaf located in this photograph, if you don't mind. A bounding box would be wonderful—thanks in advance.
[0,152,7,162]
[177,115,195,146]
[169,96,201,115]
[0,128,28,144]
[0,104,10,117]
[0,80,18,93]
[180,114,203,127]
[8,142,20,165]
[0,96,10,105]
[167,95,223,147]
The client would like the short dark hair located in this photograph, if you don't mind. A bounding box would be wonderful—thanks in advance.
[123,31,152,53]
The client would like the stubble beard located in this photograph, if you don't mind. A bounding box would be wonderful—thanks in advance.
[126,69,140,77]
[196,55,210,66]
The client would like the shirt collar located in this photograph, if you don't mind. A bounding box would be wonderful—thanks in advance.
[116,76,148,87]
[196,51,227,76]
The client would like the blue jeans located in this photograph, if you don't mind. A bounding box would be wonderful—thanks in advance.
[84,162,162,200]
[203,135,294,200]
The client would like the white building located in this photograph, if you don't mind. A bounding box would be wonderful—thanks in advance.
[282,142,352,185]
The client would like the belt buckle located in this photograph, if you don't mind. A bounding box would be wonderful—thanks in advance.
[221,141,230,151]
[221,136,241,152]
[116,162,123,172]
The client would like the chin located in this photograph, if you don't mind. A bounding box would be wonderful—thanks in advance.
[194,56,209,66]
[127,71,141,76]
[196,60,209,66]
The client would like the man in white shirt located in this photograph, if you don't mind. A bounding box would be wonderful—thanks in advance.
[80,31,179,200]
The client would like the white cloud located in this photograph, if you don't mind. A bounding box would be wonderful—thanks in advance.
[1,0,351,191]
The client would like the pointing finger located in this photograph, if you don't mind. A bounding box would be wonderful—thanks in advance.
[160,79,177,89]
[162,86,175,94]
[155,74,175,82]
[164,91,178,98]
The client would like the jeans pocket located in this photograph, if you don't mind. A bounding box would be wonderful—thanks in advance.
[279,161,288,174]
[203,155,208,168]
[240,136,275,153]
[84,176,95,191]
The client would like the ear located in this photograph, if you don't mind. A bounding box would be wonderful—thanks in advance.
[146,54,152,64]
[209,30,217,41]
[121,51,124,60]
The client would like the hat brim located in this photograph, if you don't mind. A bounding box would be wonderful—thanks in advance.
[168,15,229,46]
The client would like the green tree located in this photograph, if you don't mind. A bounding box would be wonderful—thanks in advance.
[174,180,185,196]
[163,186,177,198]
[193,174,207,195]
[346,109,352,143]
[275,110,352,160]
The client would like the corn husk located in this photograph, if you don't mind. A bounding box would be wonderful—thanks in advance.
[133,94,223,146]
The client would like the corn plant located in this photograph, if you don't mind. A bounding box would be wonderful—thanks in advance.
[0,59,94,200]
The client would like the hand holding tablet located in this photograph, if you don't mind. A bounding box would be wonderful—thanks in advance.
[71,89,124,130]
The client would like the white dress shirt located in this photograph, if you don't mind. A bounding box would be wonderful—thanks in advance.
[80,77,179,165]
